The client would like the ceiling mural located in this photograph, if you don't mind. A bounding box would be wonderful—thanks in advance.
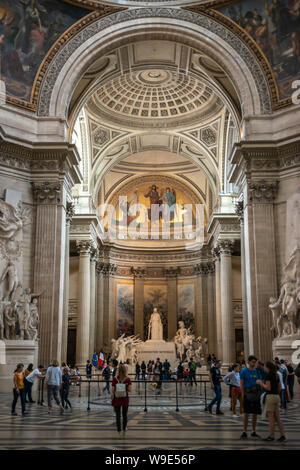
[0,0,90,108]
[216,0,300,101]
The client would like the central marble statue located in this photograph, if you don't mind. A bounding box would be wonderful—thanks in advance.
[147,307,163,340]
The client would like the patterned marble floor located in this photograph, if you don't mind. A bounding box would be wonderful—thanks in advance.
[0,388,300,450]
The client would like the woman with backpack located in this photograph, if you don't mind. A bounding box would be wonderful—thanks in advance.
[111,364,132,436]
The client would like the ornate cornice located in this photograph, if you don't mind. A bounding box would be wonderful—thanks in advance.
[130,267,146,278]
[38,7,272,116]
[249,180,279,203]
[32,182,62,204]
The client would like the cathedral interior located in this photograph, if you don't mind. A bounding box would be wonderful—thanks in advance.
[0,0,300,451]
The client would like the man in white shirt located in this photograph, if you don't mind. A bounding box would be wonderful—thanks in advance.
[24,365,45,403]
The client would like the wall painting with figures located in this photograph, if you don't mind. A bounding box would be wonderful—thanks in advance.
[115,281,134,338]
[0,0,89,105]
[177,281,195,333]
[143,283,168,340]
[218,0,300,101]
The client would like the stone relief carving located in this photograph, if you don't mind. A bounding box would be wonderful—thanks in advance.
[174,320,207,363]
[0,199,31,240]
[270,189,300,339]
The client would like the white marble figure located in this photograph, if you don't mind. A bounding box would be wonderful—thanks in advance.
[28,298,39,341]
[174,320,197,361]
[147,307,163,341]
[3,301,17,339]
[0,261,19,301]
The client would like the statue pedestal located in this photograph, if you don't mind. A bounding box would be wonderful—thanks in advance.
[273,336,300,366]
[137,340,177,367]
[0,340,39,393]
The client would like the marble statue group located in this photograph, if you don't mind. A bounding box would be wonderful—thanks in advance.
[111,306,207,365]
[0,197,39,342]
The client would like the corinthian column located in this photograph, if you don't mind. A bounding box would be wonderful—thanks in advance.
[166,267,178,340]
[218,240,235,365]
[212,249,222,359]
[89,247,98,358]
[76,241,92,366]
[61,202,74,363]
[33,181,66,365]
[132,267,145,340]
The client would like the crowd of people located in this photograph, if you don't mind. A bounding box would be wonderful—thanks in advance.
[205,355,300,442]
[9,352,300,441]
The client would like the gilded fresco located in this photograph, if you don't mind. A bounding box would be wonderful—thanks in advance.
[143,284,168,340]
[0,0,88,103]
[219,0,300,100]
[115,282,134,337]
[177,282,195,332]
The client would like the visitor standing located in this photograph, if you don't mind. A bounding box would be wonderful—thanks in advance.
[24,365,44,404]
[86,360,92,380]
[45,359,64,415]
[188,358,197,386]
[153,359,162,394]
[102,363,111,393]
[294,363,300,387]
[141,361,147,380]
[286,362,295,400]
[135,361,141,380]
[224,363,243,417]
[111,364,132,436]
[256,362,286,442]
[11,363,27,416]
[163,359,170,380]
[206,360,223,415]
[240,355,262,439]
[112,359,118,378]
[24,363,33,403]
[61,366,72,410]
[147,360,153,378]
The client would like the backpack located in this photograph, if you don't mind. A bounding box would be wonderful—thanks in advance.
[114,378,127,398]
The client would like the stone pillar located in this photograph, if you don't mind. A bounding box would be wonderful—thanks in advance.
[96,263,104,351]
[235,201,249,358]
[244,180,278,361]
[212,249,222,359]
[207,263,217,357]
[102,265,110,352]
[195,271,203,338]
[195,265,209,340]
[89,248,97,358]
[61,202,74,363]
[218,240,235,365]
[166,268,178,340]
[76,241,92,366]
[132,268,145,340]
[33,182,66,366]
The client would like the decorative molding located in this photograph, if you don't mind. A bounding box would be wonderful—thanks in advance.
[164,266,180,278]
[235,200,244,221]
[38,7,272,116]
[130,266,146,278]
[32,182,62,204]
[249,180,279,203]
[194,261,215,275]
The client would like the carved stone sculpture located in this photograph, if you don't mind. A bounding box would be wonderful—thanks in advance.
[147,307,163,341]
[0,261,19,301]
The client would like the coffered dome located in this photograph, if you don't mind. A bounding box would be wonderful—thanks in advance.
[87,68,222,129]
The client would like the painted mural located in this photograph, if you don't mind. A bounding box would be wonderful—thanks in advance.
[219,0,300,100]
[0,0,88,103]
[177,282,195,332]
[143,284,168,340]
[115,282,134,337]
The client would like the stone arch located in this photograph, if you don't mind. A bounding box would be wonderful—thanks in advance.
[38,8,273,118]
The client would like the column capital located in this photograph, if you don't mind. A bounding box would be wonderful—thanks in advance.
[97,262,117,275]
[32,181,62,204]
[211,247,220,259]
[249,179,279,203]
[130,266,146,278]
[164,266,180,278]
[66,201,75,223]
[76,240,93,255]
[90,246,99,262]
[217,240,234,255]
[195,262,215,275]
[235,200,244,221]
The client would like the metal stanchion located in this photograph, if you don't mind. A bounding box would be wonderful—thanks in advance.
[87,380,91,411]
[41,378,44,406]
[97,375,100,396]
[144,380,147,412]
[79,376,81,398]
[204,381,207,409]
[175,380,179,412]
